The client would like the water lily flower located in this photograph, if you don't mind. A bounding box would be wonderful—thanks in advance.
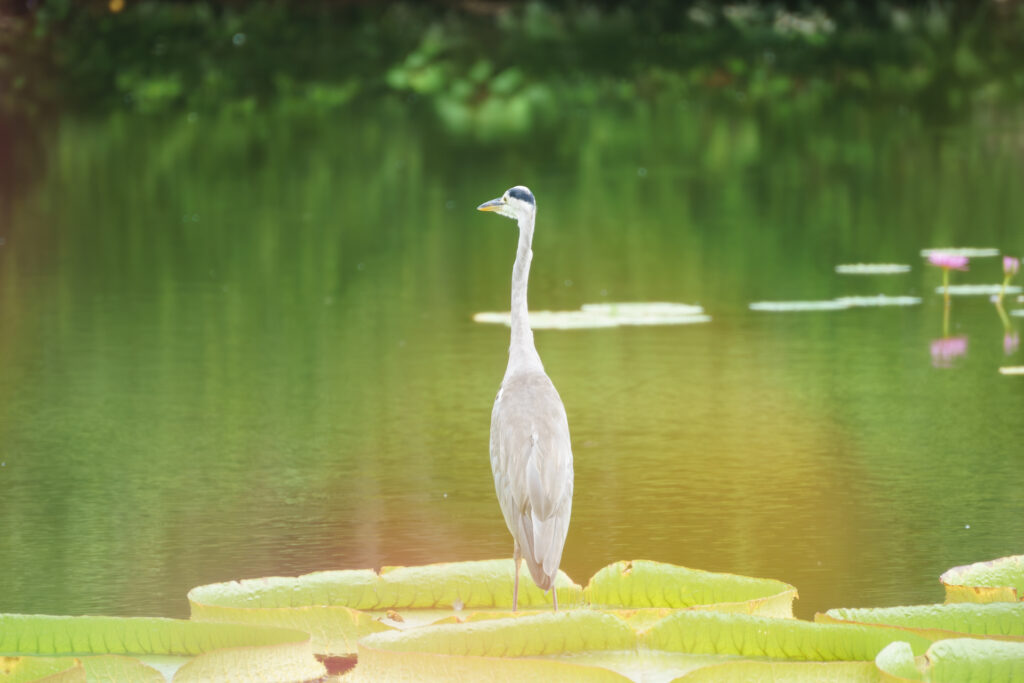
[1005,256,1020,278]
[927,252,969,270]
[931,335,968,368]
[928,252,969,303]
[1000,256,1020,303]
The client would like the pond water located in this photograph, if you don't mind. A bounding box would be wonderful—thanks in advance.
[1,101,1022,621]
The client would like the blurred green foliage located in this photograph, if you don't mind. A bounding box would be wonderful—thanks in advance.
[4,0,1024,138]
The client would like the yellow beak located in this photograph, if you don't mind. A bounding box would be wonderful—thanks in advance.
[477,197,504,212]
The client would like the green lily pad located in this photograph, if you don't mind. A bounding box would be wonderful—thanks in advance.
[0,614,325,682]
[584,560,796,617]
[818,603,1024,641]
[835,264,912,275]
[0,656,83,683]
[645,611,931,660]
[941,555,1024,603]
[749,295,921,312]
[875,638,1024,682]
[675,660,878,682]
[473,302,710,329]
[348,610,930,681]
[920,247,1001,258]
[934,284,1023,296]
[190,559,798,655]
[189,560,583,654]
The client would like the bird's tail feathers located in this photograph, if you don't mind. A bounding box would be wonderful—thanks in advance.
[523,514,564,591]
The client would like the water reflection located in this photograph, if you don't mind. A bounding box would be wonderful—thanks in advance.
[932,290,968,369]
[931,335,968,368]
[1005,331,1020,356]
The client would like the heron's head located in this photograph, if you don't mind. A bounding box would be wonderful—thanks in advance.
[477,186,536,222]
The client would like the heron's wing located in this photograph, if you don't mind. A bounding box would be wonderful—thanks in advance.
[490,372,574,588]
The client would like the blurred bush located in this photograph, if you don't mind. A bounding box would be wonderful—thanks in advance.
[3,0,1024,138]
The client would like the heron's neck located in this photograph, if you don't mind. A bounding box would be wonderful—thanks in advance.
[508,212,543,375]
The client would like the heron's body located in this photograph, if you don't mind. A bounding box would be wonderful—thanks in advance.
[478,185,574,611]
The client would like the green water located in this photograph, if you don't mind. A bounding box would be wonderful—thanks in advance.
[1,102,1022,621]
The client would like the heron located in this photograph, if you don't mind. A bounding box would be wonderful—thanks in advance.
[477,185,574,612]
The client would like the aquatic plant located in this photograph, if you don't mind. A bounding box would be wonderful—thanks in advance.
[927,253,970,270]
[4,555,1024,680]
[1001,255,1020,302]
[928,251,969,304]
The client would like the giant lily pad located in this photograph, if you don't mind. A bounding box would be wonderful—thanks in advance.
[189,559,797,656]
[941,555,1024,603]
[0,656,83,683]
[875,638,1024,682]
[584,560,796,618]
[347,610,931,681]
[818,603,1024,641]
[0,614,326,682]
[189,560,582,654]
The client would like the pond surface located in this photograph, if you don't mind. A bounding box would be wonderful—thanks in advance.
[1,102,1023,620]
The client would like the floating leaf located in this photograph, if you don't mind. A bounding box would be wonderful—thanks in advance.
[835,295,921,307]
[920,247,1001,258]
[348,609,930,681]
[749,300,850,311]
[0,656,83,683]
[750,295,923,311]
[584,560,796,618]
[473,303,710,329]
[190,560,583,654]
[77,655,165,682]
[934,284,1023,296]
[875,638,1024,681]
[579,302,705,316]
[646,611,931,660]
[353,612,633,681]
[941,555,1024,603]
[677,660,878,681]
[818,603,1024,641]
[473,311,619,329]
[0,614,326,682]
[835,264,912,274]
[190,559,794,655]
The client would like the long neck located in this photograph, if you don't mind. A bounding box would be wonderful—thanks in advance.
[507,211,543,375]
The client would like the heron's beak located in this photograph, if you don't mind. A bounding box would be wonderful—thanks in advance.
[477,197,504,212]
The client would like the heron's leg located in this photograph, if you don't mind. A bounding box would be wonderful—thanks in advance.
[512,544,522,612]
[552,585,558,612]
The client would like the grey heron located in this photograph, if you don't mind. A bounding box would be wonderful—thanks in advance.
[477,185,574,612]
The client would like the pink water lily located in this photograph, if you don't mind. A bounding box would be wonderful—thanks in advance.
[998,256,1020,303]
[1005,256,1020,278]
[927,252,969,271]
